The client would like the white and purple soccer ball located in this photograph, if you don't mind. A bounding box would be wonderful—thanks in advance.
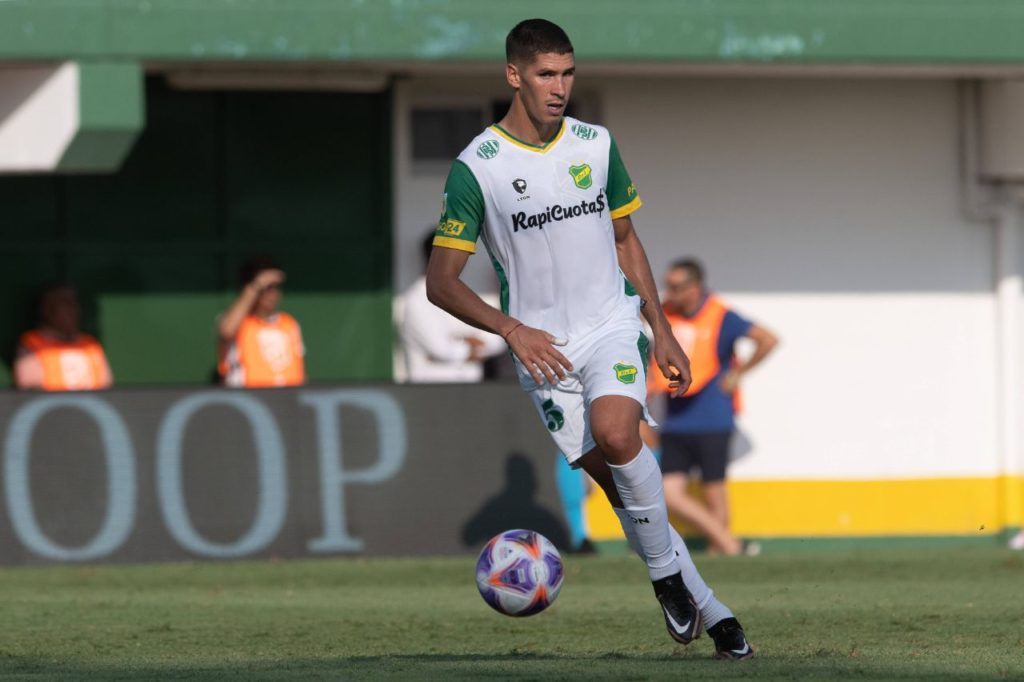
[475,529,564,617]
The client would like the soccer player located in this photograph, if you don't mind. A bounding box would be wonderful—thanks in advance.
[426,19,754,659]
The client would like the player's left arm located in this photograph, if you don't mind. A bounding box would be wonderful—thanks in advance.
[739,324,779,375]
[613,215,691,398]
[721,322,779,394]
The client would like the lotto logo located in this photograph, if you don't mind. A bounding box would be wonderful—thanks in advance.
[439,219,465,236]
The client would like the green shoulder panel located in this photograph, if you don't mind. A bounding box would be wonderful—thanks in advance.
[434,159,484,253]
[607,135,641,218]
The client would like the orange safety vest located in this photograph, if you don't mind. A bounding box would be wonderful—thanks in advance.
[220,313,305,388]
[19,330,110,391]
[648,296,742,411]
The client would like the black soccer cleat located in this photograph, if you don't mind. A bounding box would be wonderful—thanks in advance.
[708,617,755,660]
[652,573,702,645]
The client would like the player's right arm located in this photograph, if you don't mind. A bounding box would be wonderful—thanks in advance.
[217,269,284,342]
[425,161,572,385]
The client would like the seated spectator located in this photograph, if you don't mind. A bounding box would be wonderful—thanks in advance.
[14,284,113,391]
[218,256,305,388]
[400,231,505,382]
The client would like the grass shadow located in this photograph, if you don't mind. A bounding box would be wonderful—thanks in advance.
[0,652,1016,681]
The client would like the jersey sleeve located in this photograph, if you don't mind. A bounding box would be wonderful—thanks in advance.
[433,160,485,254]
[718,310,754,356]
[607,135,642,219]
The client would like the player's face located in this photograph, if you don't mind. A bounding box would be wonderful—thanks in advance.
[665,270,702,313]
[509,51,575,126]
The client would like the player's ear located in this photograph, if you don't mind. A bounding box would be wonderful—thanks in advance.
[506,62,521,90]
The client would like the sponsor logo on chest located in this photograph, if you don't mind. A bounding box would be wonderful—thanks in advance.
[511,191,607,232]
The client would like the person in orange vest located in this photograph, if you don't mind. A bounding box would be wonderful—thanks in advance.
[218,257,305,388]
[14,284,113,391]
[647,258,778,555]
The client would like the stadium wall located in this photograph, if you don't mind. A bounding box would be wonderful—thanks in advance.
[602,77,1022,540]
[4,1,1024,65]
[0,78,393,386]
[0,385,568,565]
[392,75,1024,541]
[0,384,1013,567]
[0,383,1016,567]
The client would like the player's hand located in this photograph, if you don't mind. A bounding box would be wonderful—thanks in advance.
[653,327,692,398]
[252,269,286,291]
[505,324,573,385]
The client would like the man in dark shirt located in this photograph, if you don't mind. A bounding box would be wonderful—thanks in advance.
[648,259,778,555]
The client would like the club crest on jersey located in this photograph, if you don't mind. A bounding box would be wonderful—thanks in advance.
[569,163,593,189]
[614,362,638,384]
[477,140,500,160]
[571,123,598,140]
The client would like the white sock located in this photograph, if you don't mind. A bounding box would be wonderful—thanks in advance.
[608,445,677,581]
[613,508,735,629]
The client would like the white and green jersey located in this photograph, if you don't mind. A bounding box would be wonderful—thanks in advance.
[433,116,642,342]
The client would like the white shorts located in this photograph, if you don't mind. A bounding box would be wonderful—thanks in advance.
[516,305,655,466]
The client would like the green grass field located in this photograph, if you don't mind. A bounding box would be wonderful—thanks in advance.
[1,548,1022,680]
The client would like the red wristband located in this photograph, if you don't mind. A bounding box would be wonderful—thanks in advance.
[502,322,524,342]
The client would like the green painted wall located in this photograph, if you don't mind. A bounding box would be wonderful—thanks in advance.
[2,1,1024,64]
[0,78,392,386]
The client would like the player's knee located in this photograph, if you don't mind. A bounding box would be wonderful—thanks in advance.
[594,428,641,464]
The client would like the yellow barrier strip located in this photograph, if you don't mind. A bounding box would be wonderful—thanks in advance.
[584,476,1024,540]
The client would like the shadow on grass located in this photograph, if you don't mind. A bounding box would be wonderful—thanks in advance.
[0,652,1012,681]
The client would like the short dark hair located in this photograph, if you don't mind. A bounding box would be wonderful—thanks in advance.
[506,19,574,65]
[239,255,281,287]
[670,258,705,285]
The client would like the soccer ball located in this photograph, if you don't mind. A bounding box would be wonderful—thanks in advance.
[475,529,564,617]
